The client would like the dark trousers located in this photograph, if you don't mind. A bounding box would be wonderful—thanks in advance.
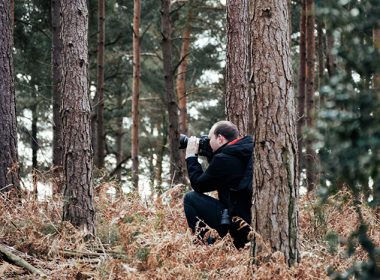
[183,191,228,238]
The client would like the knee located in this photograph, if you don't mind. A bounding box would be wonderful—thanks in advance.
[183,191,198,205]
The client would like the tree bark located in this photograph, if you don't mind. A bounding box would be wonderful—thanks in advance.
[96,0,106,169]
[60,0,96,236]
[131,0,141,189]
[31,89,38,198]
[176,8,192,136]
[161,0,185,186]
[52,0,64,193]
[305,0,317,192]
[297,0,306,179]
[250,0,299,266]
[0,0,20,193]
[225,0,252,135]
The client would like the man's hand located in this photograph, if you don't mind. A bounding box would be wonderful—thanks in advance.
[185,136,199,159]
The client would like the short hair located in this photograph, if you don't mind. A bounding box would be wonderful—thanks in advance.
[212,121,239,141]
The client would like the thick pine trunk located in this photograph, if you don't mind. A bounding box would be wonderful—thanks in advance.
[0,0,20,193]
[52,0,64,193]
[297,0,307,179]
[225,0,252,135]
[250,0,299,266]
[317,20,324,88]
[161,0,185,186]
[60,0,96,235]
[305,0,317,192]
[131,0,141,189]
[96,0,106,169]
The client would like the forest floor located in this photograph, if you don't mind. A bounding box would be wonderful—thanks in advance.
[0,182,379,279]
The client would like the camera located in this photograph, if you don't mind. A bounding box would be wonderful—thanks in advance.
[179,134,213,159]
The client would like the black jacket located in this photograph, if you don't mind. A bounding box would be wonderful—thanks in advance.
[186,136,253,224]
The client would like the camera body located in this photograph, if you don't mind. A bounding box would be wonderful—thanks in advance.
[179,134,213,159]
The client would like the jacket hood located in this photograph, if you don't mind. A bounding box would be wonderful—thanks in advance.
[220,135,254,158]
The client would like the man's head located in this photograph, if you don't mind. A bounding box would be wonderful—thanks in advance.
[208,121,239,152]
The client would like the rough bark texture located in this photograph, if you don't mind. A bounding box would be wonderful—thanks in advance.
[250,0,299,266]
[297,0,306,178]
[131,0,141,189]
[96,0,106,169]
[161,0,185,185]
[0,0,20,193]
[226,0,252,135]
[305,0,317,192]
[317,20,324,88]
[60,0,95,235]
[176,9,192,136]
[52,0,64,193]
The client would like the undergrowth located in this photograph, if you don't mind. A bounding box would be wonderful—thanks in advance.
[0,183,379,279]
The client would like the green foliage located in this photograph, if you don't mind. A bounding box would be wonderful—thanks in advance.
[316,1,380,277]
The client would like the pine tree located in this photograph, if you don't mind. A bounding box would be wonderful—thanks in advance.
[250,0,299,265]
[131,0,141,189]
[0,0,20,193]
[60,0,96,235]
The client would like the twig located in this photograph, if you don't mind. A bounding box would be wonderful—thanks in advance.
[0,244,46,277]
[60,249,127,260]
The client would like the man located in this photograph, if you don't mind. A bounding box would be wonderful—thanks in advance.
[183,120,253,249]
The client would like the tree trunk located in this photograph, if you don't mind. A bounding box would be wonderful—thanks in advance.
[0,0,20,193]
[250,0,299,266]
[373,26,380,215]
[31,90,38,198]
[131,0,141,189]
[317,20,324,89]
[96,0,106,169]
[155,119,167,194]
[52,0,64,193]
[305,0,317,192]
[176,8,192,136]
[115,89,124,182]
[161,0,185,186]
[297,0,306,180]
[326,27,335,78]
[60,0,96,236]
[225,0,252,135]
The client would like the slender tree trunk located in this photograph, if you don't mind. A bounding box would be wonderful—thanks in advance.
[60,0,96,235]
[317,20,324,88]
[131,0,141,189]
[31,91,38,198]
[115,89,124,182]
[0,0,20,193]
[297,0,307,180]
[250,0,299,266]
[155,120,167,194]
[176,8,192,136]
[161,0,185,186]
[52,0,64,193]
[96,0,105,169]
[326,30,335,77]
[373,26,380,215]
[305,0,317,192]
[225,0,252,135]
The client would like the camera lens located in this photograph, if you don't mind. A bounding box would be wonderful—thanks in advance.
[179,134,188,149]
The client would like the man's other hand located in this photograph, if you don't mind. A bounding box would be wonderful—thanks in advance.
[185,136,199,158]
